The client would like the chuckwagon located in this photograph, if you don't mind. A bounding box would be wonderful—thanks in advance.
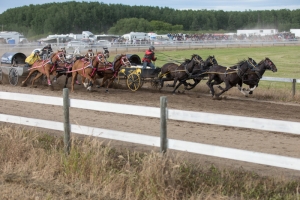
[0,52,28,86]
[117,54,161,91]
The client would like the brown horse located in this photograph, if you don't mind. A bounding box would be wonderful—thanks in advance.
[70,52,106,92]
[96,54,131,93]
[21,50,66,90]
[206,58,256,99]
[158,54,203,93]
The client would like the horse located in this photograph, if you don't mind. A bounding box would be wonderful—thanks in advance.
[96,54,131,93]
[178,55,218,92]
[21,50,66,90]
[237,57,278,96]
[70,52,106,92]
[158,54,203,93]
[52,49,94,88]
[206,58,256,99]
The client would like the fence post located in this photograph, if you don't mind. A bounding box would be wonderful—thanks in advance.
[160,96,167,153]
[292,79,296,97]
[63,88,71,155]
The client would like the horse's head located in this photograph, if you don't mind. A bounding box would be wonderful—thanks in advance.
[191,54,203,65]
[95,52,107,65]
[51,50,66,64]
[103,47,110,58]
[205,55,218,66]
[86,49,94,59]
[264,57,277,72]
[114,54,131,69]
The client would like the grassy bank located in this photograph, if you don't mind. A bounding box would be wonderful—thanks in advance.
[0,125,299,199]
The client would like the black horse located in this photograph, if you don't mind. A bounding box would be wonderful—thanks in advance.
[181,55,218,91]
[206,58,256,99]
[158,54,203,93]
[237,57,278,96]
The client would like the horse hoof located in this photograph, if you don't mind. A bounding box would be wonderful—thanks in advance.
[213,96,222,100]
[105,90,109,93]
[222,96,227,100]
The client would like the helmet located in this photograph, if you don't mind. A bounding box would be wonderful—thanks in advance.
[149,46,155,51]
[34,50,40,54]
[47,44,51,47]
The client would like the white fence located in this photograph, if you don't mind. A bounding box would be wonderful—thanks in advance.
[1,90,300,171]
[261,77,300,96]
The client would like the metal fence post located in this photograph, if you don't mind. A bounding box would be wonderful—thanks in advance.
[63,88,71,155]
[160,96,167,153]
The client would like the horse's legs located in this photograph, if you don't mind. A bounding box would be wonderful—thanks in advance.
[85,74,94,91]
[105,78,115,93]
[71,72,77,92]
[215,81,233,97]
[21,69,37,86]
[185,79,200,90]
[30,72,43,87]
[172,80,188,94]
[206,76,216,97]
[167,78,178,87]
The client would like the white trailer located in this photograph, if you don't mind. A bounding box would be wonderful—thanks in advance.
[237,29,278,37]
[0,31,27,44]
[290,29,300,37]
[121,32,148,41]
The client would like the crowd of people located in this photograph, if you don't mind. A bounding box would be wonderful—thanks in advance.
[167,32,296,42]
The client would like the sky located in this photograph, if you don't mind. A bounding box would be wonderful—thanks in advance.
[1,0,300,14]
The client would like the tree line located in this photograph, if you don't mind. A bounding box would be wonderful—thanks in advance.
[0,1,299,38]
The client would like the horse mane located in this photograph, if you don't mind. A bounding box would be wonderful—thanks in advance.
[258,57,269,65]
[113,54,124,62]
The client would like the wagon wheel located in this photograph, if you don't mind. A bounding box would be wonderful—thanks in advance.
[150,78,160,89]
[8,68,19,86]
[127,73,140,91]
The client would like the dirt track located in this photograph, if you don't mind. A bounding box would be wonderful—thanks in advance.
[1,75,300,180]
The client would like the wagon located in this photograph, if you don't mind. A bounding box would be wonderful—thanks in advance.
[0,51,49,86]
[0,52,28,86]
[117,54,160,91]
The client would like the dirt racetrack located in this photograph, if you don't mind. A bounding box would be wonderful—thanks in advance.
[1,75,300,180]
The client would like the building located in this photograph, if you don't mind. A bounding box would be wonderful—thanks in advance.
[290,29,300,37]
[0,31,28,44]
[237,29,278,37]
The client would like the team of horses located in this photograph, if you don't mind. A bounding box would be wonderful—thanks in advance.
[21,48,277,99]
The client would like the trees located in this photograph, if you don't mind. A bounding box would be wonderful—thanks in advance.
[0,2,298,37]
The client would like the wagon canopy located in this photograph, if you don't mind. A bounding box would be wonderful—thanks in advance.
[126,54,142,66]
[1,52,26,65]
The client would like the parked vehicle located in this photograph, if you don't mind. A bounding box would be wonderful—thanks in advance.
[66,40,90,49]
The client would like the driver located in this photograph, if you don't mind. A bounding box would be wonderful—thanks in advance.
[142,46,157,69]
[25,50,41,67]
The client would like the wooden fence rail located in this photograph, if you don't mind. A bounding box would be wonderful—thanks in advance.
[1,90,300,171]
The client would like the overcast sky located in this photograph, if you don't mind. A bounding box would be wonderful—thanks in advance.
[1,0,300,14]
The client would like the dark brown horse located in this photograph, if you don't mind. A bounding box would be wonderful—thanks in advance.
[96,54,131,93]
[178,55,218,92]
[237,57,277,96]
[21,50,66,90]
[70,52,106,92]
[158,54,203,93]
[206,58,256,99]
